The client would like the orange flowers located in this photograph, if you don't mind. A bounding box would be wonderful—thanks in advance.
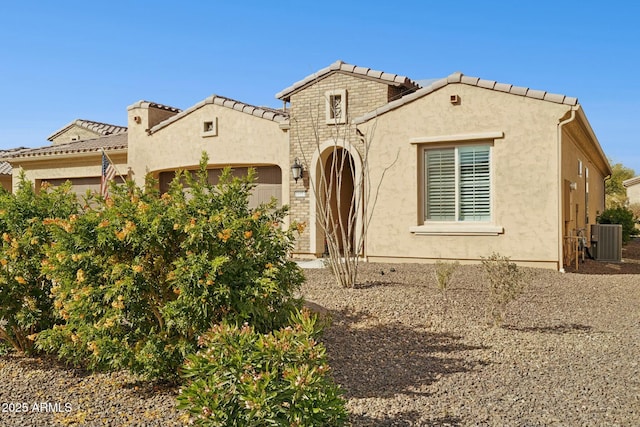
[218,229,232,242]
[244,230,253,239]
[116,220,136,241]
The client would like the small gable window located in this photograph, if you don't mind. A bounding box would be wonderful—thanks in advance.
[325,90,347,124]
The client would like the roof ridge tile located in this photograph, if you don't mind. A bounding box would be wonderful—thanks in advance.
[276,60,420,101]
[353,71,580,125]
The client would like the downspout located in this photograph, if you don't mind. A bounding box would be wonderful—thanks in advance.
[557,107,577,272]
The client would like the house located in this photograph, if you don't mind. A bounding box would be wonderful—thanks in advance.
[7,60,611,271]
[623,176,640,206]
[47,119,127,145]
[0,147,29,192]
[8,134,128,198]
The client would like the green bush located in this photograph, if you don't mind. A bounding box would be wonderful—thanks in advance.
[177,309,348,426]
[597,206,638,244]
[481,253,529,327]
[36,155,303,380]
[0,178,78,353]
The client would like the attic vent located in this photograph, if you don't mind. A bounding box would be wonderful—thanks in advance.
[450,95,460,105]
[202,118,218,137]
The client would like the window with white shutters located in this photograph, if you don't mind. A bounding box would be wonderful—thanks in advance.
[424,145,491,222]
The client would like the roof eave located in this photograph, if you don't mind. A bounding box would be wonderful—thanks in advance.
[8,147,128,163]
[276,60,420,102]
[149,95,289,134]
[353,72,580,125]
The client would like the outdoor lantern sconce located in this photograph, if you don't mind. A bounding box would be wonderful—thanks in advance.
[291,157,304,183]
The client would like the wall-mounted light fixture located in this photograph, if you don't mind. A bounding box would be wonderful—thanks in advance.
[291,157,304,183]
[570,182,577,191]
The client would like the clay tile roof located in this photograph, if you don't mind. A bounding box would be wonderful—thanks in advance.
[7,132,127,160]
[275,60,421,101]
[47,119,128,142]
[353,71,579,124]
[0,147,29,175]
[127,100,182,113]
[149,94,289,133]
[623,176,640,187]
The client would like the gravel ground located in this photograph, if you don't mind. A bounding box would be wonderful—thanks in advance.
[1,238,639,426]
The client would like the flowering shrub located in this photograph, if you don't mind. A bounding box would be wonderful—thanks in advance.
[0,177,78,352]
[177,309,348,426]
[36,155,303,379]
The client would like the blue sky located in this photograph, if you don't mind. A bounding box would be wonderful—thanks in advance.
[1,1,638,174]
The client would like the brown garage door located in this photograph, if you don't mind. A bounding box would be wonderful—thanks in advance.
[159,166,282,208]
[41,177,101,199]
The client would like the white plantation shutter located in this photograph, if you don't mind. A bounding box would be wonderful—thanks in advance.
[458,146,490,221]
[425,149,456,220]
[424,145,491,222]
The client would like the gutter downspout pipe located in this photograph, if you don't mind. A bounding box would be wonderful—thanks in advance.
[557,107,577,273]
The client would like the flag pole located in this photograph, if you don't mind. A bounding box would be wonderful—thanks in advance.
[100,147,127,183]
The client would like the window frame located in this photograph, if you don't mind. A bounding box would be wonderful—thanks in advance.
[409,135,504,236]
[325,89,347,124]
[423,144,492,223]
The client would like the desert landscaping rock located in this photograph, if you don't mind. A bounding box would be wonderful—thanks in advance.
[2,239,639,426]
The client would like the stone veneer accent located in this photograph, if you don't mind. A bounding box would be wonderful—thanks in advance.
[287,72,406,254]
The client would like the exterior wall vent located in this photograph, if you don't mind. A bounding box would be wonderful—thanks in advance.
[450,94,460,104]
[590,224,622,262]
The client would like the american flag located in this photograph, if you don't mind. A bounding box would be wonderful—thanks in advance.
[100,151,117,199]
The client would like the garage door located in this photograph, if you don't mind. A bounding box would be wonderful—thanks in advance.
[159,165,282,208]
[41,177,101,199]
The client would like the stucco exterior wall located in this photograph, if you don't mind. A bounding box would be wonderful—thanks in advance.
[626,180,640,205]
[288,72,394,254]
[127,102,290,205]
[560,124,607,236]
[358,84,571,268]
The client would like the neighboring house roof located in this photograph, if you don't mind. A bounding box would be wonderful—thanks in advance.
[275,60,421,101]
[47,119,128,142]
[353,71,578,124]
[8,133,128,160]
[623,176,640,187]
[150,94,289,133]
[0,147,30,175]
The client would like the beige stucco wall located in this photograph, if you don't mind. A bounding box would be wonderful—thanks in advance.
[10,152,128,194]
[357,83,572,268]
[127,102,290,204]
[627,180,640,205]
[560,121,607,237]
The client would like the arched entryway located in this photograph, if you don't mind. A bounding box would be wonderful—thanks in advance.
[323,148,356,254]
[309,140,363,257]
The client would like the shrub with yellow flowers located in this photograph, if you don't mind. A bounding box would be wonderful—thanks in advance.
[0,175,79,353]
[36,154,304,380]
[178,309,347,426]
